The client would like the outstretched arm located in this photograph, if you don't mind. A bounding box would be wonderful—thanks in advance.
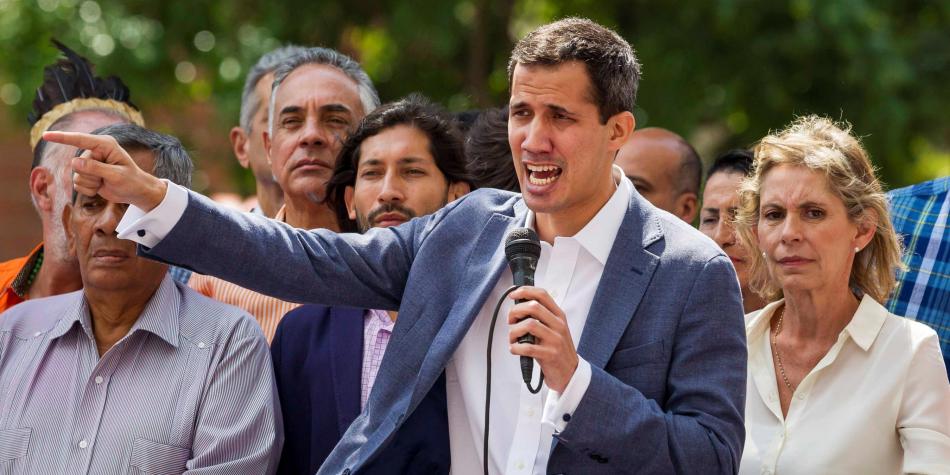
[43,130,430,311]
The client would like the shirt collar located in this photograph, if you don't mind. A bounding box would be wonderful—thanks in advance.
[523,165,631,266]
[746,294,887,352]
[274,205,287,222]
[49,275,181,348]
[843,294,888,351]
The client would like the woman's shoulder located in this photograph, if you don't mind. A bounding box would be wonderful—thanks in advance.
[868,297,941,353]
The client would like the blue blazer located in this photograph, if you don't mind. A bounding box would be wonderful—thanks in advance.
[270,304,449,475]
[144,187,748,475]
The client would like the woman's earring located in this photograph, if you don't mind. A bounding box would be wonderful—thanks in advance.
[854,246,860,253]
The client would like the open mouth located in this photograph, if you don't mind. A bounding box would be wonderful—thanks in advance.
[526,164,563,186]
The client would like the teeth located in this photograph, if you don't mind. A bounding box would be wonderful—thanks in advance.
[528,174,558,185]
[526,164,559,172]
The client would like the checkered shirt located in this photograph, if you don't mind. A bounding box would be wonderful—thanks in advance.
[886,176,949,377]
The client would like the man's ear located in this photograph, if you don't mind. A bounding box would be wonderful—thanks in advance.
[263,130,273,166]
[447,181,471,202]
[29,167,55,212]
[344,185,357,220]
[606,111,636,154]
[229,126,250,168]
[62,201,76,256]
[676,192,699,224]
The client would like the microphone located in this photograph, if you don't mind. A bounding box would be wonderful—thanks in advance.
[504,227,542,388]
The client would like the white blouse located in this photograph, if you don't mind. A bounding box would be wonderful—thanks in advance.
[739,295,950,475]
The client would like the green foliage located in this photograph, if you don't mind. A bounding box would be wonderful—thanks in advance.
[0,0,946,191]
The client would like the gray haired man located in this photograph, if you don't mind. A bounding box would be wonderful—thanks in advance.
[187,47,381,343]
[0,123,283,473]
[230,45,306,218]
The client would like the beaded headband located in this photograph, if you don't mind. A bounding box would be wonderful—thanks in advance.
[29,97,145,150]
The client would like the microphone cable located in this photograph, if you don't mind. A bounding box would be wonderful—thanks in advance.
[483,285,545,475]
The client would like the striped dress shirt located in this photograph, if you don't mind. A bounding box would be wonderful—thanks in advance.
[187,205,300,343]
[0,276,283,474]
[188,274,299,343]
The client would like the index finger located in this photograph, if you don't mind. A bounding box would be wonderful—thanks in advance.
[43,130,109,149]
[509,286,564,318]
[42,131,127,164]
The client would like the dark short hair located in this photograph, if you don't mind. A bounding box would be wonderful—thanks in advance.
[677,140,703,196]
[73,124,193,202]
[508,17,641,124]
[327,94,474,232]
[454,110,482,135]
[465,106,519,193]
[707,149,754,181]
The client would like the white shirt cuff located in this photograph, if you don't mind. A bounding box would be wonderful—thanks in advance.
[541,358,592,434]
[116,179,189,249]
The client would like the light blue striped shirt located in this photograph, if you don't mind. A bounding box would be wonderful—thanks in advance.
[0,275,282,474]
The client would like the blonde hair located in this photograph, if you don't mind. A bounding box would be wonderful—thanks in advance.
[734,115,904,303]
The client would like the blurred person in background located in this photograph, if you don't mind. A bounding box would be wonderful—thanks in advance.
[615,126,701,223]
[272,94,472,474]
[230,45,307,218]
[464,106,520,192]
[0,40,141,313]
[886,176,950,378]
[735,116,950,474]
[0,124,282,473]
[699,149,768,313]
[188,47,380,343]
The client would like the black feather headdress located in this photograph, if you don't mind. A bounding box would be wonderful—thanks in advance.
[28,39,143,151]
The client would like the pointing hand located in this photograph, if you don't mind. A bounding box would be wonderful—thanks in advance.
[42,131,167,211]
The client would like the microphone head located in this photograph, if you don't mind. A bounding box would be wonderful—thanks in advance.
[504,227,541,262]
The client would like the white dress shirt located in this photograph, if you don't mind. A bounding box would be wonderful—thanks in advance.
[740,295,950,475]
[447,173,630,475]
[114,169,632,475]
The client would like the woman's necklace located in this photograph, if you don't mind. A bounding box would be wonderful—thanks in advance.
[771,305,796,393]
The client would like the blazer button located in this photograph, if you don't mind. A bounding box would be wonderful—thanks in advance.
[342,469,351,475]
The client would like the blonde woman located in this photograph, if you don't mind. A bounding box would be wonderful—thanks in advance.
[735,116,949,474]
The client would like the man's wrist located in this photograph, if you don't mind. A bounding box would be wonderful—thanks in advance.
[139,177,167,212]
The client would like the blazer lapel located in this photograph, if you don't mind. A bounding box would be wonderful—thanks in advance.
[577,195,662,370]
[329,306,365,437]
[410,201,527,403]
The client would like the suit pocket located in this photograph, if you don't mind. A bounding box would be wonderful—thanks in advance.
[606,339,666,371]
[0,427,31,461]
[129,438,191,475]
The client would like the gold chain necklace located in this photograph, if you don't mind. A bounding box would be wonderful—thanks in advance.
[771,306,797,393]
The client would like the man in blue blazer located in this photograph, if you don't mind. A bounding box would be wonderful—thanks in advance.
[49,17,747,475]
[271,95,473,474]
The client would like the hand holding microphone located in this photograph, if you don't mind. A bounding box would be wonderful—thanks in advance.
[504,228,579,394]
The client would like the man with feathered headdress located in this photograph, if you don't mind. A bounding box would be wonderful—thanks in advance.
[0,39,145,313]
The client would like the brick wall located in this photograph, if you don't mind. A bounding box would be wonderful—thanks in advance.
[0,111,41,261]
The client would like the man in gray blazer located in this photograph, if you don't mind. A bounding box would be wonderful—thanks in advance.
[48,18,747,475]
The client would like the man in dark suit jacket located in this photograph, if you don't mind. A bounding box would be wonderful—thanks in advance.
[271,95,472,474]
[47,18,747,475]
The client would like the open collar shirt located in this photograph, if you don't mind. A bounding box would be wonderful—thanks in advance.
[740,295,950,475]
[447,169,630,475]
[0,275,282,474]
